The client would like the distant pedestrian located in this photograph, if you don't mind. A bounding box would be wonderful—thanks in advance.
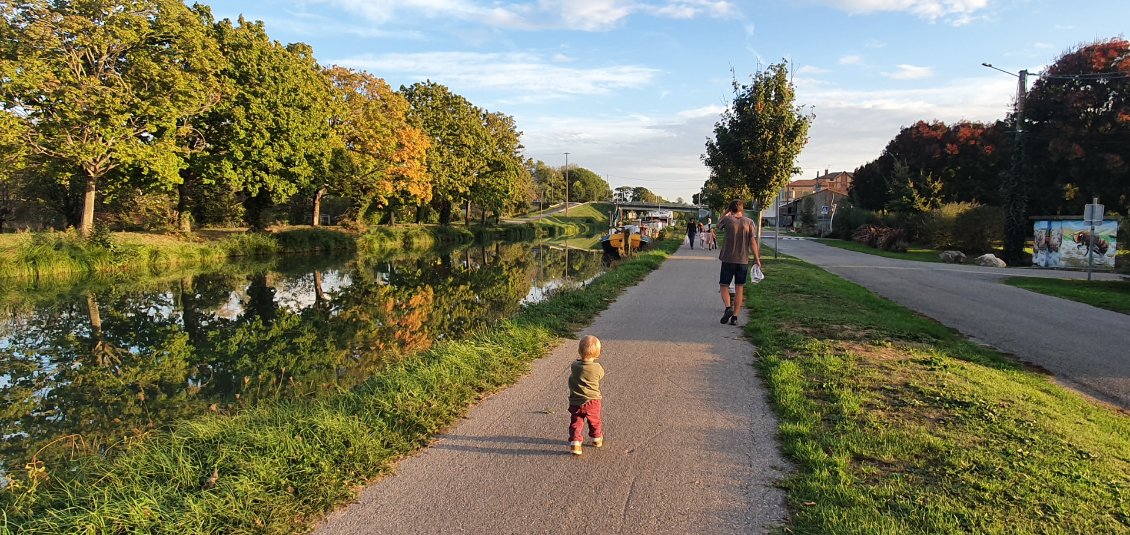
[717,200,762,326]
[707,223,717,250]
[568,335,605,455]
[686,218,697,249]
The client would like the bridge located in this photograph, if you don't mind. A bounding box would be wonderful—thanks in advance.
[613,202,702,214]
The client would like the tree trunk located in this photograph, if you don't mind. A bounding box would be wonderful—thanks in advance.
[464,199,471,226]
[80,173,97,237]
[177,182,192,233]
[313,270,327,310]
[312,187,326,226]
[244,191,269,231]
[439,200,452,226]
[415,204,426,224]
[481,207,487,226]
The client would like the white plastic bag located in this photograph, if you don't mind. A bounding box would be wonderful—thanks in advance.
[749,265,765,284]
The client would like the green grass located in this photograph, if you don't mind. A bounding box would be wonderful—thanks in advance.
[1004,277,1130,315]
[815,238,944,263]
[0,236,682,534]
[746,256,1130,534]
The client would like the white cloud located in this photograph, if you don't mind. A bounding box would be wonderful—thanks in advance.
[334,51,660,100]
[883,64,934,79]
[839,54,864,65]
[798,65,831,74]
[304,0,739,32]
[809,0,989,23]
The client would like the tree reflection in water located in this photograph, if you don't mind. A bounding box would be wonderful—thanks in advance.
[0,242,604,478]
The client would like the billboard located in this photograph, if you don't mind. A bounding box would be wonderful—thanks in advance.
[1032,220,1118,269]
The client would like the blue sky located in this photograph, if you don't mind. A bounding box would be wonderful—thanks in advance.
[201,0,1126,202]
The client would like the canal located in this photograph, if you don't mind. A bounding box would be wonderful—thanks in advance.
[0,240,605,481]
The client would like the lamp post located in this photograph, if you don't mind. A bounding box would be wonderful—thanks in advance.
[982,62,1030,266]
[563,152,570,216]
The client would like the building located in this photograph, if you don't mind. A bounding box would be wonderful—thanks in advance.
[779,187,850,235]
[785,170,854,199]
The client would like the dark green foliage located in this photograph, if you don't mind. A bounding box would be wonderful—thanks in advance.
[952,205,1004,254]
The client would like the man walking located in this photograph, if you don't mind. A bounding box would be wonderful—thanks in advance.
[717,200,761,326]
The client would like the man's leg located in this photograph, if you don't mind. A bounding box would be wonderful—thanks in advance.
[719,284,732,308]
[731,284,745,322]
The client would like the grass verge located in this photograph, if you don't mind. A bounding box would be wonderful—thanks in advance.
[1004,276,1130,315]
[747,255,1130,533]
[0,236,681,534]
[815,238,943,263]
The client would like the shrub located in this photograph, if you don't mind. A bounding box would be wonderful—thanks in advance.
[921,202,979,249]
[953,205,1004,254]
[831,204,876,240]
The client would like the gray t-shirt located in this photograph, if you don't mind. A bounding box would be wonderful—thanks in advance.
[717,213,756,264]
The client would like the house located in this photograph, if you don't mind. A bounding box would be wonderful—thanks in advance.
[780,187,850,235]
[785,170,854,199]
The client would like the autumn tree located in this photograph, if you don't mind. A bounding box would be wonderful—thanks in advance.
[1,0,222,236]
[401,81,488,225]
[1023,38,1130,217]
[702,62,812,213]
[324,66,430,227]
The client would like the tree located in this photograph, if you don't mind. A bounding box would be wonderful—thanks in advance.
[527,159,563,207]
[470,111,528,223]
[1,0,223,236]
[1023,38,1130,217]
[800,197,817,229]
[324,67,430,227]
[702,62,812,212]
[193,20,337,230]
[564,166,610,202]
[631,186,662,204]
[614,186,633,203]
[401,81,488,225]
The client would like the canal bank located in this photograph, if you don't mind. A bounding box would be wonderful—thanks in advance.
[315,243,789,534]
[0,235,680,533]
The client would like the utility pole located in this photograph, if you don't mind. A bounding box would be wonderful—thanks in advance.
[983,63,1029,265]
[564,152,570,217]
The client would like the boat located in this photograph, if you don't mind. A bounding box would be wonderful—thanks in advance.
[600,225,652,259]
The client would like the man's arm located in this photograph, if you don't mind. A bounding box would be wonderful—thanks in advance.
[749,221,761,266]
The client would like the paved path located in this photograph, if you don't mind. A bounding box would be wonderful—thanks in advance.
[771,236,1130,410]
[315,244,789,534]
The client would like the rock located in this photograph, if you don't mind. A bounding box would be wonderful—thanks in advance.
[939,250,966,264]
[973,253,1006,268]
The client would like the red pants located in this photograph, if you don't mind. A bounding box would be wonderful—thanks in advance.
[568,399,603,443]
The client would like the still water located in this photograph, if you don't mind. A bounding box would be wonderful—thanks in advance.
[0,241,605,478]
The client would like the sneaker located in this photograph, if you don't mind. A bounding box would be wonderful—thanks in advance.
[720,307,733,324]
[592,437,603,448]
[569,441,582,455]
[730,315,738,326]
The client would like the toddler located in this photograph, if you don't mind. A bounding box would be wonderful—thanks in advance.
[567,335,605,455]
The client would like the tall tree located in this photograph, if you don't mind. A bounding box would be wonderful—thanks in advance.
[401,81,487,225]
[324,66,430,227]
[564,166,610,202]
[195,18,336,230]
[470,111,527,223]
[1023,38,1130,217]
[702,62,812,211]
[1,0,222,236]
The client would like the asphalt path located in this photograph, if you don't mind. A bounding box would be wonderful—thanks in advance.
[770,235,1130,410]
[315,244,789,534]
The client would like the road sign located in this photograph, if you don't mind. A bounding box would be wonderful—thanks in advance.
[820,205,830,216]
[1084,203,1104,224]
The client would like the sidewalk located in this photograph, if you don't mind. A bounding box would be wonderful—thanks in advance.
[315,242,789,534]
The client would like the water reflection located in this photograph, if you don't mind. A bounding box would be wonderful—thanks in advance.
[0,242,604,477]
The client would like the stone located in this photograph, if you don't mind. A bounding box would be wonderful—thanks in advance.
[939,250,966,264]
[973,253,1006,268]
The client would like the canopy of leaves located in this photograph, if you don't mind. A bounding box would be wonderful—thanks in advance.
[1023,38,1130,215]
[564,166,611,202]
[702,62,812,208]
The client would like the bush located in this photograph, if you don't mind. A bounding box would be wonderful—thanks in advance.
[852,224,908,252]
[831,204,876,240]
[920,202,979,249]
[953,205,1004,254]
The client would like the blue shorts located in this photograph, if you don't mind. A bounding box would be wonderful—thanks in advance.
[719,262,748,286]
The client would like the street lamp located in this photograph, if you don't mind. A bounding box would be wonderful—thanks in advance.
[982,62,1030,265]
[563,152,570,217]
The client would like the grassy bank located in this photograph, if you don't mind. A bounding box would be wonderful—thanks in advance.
[815,238,944,263]
[1004,276,1130,314]
[0,236,681,534]
[747,256,1130,533]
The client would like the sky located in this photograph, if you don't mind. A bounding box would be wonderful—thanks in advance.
[199,0,1127,202]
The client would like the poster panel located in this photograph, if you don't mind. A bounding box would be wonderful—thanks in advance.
[1033,220,1118,269]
